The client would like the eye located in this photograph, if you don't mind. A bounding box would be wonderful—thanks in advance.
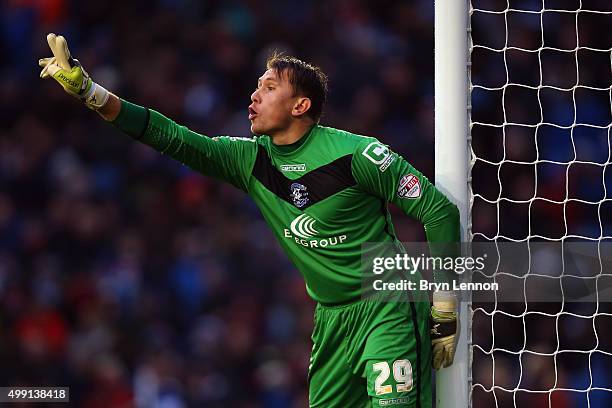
[267,86,274,91]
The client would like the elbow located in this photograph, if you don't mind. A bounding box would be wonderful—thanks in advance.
[425,201,461,241]
[447,201,461,229]
[448,202,461,241]
[449,202,460,224]
[422,200,461,231]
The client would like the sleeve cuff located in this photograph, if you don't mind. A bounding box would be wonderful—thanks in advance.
[111,99,150,140]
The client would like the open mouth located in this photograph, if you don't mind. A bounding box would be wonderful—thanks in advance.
[248,106,258,120]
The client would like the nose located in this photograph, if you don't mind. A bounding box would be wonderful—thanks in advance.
[251,88,260,103]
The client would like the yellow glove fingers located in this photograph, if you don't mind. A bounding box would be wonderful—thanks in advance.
[55,35,72,70]
[38,57,54,67]
[432,336,456,369]
[46,33,58,59]
[44,63,62,78]
[46,33,71,70]
[39,57,57,78]
[431,291,459,369]
[40,33,109,110]
[432,347,441,370]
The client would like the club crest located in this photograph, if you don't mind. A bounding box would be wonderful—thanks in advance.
[290,182,309,208]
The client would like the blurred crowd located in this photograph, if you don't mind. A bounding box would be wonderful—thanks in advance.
[0,0,609,407]
[1,0,433,406]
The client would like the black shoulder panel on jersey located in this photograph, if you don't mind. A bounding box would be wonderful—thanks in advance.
[252,145,356,209]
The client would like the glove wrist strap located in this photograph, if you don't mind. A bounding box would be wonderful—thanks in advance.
[82,81,110,110]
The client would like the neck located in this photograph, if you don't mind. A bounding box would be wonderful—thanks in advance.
[270,119,314,145]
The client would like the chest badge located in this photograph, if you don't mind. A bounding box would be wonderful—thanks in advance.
[290,182,309,208]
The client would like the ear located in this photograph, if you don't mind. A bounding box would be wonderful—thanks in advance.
[292,97,312,117]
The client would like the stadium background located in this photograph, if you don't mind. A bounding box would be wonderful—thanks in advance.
[0,0,610,406]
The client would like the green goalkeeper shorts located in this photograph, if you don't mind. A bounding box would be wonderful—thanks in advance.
[308,295,432,408]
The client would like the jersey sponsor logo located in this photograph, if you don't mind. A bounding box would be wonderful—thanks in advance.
[283,214,348,248]
[290,182,309,208]
[397,174,421,198]
[280,163,306,172]
[290,214,318,238]
[379,397,410,406]
[362,142,395,172]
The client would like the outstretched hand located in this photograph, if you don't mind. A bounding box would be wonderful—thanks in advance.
[39,33,110,110]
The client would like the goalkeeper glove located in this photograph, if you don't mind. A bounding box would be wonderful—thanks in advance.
[39,33,109,110]
[430,290,458,369]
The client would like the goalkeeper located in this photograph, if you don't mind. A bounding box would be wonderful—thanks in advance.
[40,33,460,408]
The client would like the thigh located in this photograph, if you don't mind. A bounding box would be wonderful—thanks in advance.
[309,305,370,408]
[355,300,432,408]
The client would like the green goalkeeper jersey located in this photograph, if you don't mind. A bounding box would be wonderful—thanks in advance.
[113,100,460,305]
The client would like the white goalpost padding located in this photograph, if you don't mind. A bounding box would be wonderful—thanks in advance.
[434,1,471,407]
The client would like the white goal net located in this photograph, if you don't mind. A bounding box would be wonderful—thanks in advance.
[469,0,612,407]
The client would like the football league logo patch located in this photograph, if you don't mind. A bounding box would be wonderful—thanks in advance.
[290,182,309,208]
[362,142,395,172]
[397,174,421,199]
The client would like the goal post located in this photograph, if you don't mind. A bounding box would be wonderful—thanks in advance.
[434,1,471,407]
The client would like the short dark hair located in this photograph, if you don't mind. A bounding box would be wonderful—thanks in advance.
[266,52,328,122]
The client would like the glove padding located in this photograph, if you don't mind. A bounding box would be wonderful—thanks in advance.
[430,290,458,369]
[39,33,109,110]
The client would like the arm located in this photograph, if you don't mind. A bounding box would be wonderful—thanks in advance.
[352,137,460,370]
[351,138,461,284]
[39,33,257,191]
[110,99,257,191]
[98,93,121,121]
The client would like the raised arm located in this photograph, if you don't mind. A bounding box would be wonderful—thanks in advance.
[98,93,121,121]
[39,33,257,191]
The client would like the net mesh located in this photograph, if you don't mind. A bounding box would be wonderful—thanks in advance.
[469,0,612,406]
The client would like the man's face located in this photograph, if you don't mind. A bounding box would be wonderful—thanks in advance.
[249,68,297,135]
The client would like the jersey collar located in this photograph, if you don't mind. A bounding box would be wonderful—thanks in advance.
[269,124,318,156]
